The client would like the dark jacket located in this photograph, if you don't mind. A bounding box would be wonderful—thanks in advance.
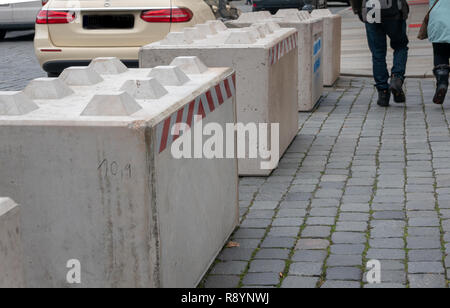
[351,0,410,22]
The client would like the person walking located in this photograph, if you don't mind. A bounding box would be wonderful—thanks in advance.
[246,0,253,5]
[428,0,450,105]
[351,0,410,107]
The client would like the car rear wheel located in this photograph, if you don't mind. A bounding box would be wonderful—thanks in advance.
[0,30,6,41]
[47,72,59,78]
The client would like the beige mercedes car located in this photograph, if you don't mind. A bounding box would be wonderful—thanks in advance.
[34,0,215,76]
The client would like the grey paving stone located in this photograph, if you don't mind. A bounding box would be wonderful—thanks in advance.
[409,249,444,262]
[289,262,323,277]
[210,261,248,275]
[251,201,279,210]
[309,207,338,217]
[261,237,296,249]
[242,273,280,286]
[254,249,290,260]
[332,232,366,244]
[302,226,332,238]
[281,276,318,288]
[370,238,405,249]
[330,244,366,255]
[326,267,362,281]
[296,239,330,250]
[407,237,442,249]
[408,274,447,288]
[408,227,441,237]
[363,283,406,288]
[249,260,286,273]
[321,281,361,288]
[240,219,272,229]
[306,217,336,226]
[372,211,406,220]
[336,221,368,232]
[292,250,328,262]
[272,217,304,227]
[204,275,240,288]
[218,248,255,261]
[268,227,299,237]
[276,209,306,218]
[246,210,275,220]
[339,213,370,222]
[233,228,266,239]
[408,262,445,274]
[366,249,406,260]
[327,255,363,267]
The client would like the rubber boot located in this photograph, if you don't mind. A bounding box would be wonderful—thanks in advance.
[433,65,449,105]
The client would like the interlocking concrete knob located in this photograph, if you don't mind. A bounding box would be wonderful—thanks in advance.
[170,57,209,75]
[225,29,258,44]
[298,11,312,20]
[266,21,282,32]
[24,78,74,100]
[311,9,332,17]
[147,66,191,86]
[275,9,301,18]
[81,92,143,116]
[195,23,218,36]
[206,20,228,32]
[183,27,207,41]
[237,11,271,22]
[88,57,128,75]
[251,23,273,37]
[59,66,104,86]
[0,91,39,115]
[120,78,168,100]
[160,32,194,45]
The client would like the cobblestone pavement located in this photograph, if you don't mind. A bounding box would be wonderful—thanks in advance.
[202,77,450,288]
[0,31,46,91]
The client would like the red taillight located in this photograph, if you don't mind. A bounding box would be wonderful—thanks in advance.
[36,10,76,24]
[141,8,193,23]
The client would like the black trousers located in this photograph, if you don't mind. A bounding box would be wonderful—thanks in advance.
[433,43,450,67]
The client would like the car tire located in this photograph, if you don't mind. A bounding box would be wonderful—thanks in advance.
[47,72,60,78]
[0,30,6,41]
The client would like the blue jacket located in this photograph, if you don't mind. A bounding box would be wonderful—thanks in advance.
[429,0,450,43]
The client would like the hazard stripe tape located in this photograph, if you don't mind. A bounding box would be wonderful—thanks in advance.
[269,33,298,66]
[156,72,236,154]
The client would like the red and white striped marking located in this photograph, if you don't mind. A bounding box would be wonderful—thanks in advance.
[156,73,236,154]
[269,34,298,66]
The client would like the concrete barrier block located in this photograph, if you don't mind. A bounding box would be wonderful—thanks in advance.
[183,27,207,41]
[206,20,228,32]
[141,24,299,176]
[0,197,24,288]
[88,57,128,75]
[312,9,341,86]
[227,13,324,112]
[0,91,39,115]
[24,78,74,99]
[237,11,271,23]
[59,67,104,86]
[0,57,238,288]
[195,23,218,36]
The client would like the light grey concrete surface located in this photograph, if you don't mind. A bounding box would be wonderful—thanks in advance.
[141,21,299,176]
[0,197,24,288]
[0,57,239,288]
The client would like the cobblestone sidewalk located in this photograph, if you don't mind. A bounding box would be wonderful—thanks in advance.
[201,77,450,288]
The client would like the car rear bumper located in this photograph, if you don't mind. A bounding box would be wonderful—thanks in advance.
[42,59,139,74]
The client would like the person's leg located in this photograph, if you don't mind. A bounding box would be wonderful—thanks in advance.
[432,43,450,105]
[384,19,409,103]
[384,20,409,80]
[433,43,450,66]
[365,22,389,90]
[365,22,391,106]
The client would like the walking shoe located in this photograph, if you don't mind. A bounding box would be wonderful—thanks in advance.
[389,75,406,103]
[377,89,391,107]
[433,65,449,105]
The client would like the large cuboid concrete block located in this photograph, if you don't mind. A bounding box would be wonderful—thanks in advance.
[0,58,239,288]
[311,9,341,87]
[227,10,325,112]
[0,197,24,288]
[140,23,299,176]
